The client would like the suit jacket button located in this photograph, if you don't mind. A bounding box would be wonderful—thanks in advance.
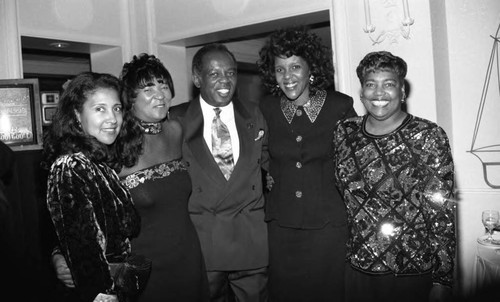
[295,191,303,198]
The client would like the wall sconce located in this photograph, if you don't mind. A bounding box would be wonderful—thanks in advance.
[363,0,415,45]
[469,22,500,189]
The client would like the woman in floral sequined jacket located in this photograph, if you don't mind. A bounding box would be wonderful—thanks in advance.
[333,51,456,302]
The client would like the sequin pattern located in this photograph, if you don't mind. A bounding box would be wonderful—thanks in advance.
[333,115,456,286]
[281,89,326,124]
[122,160,186,189]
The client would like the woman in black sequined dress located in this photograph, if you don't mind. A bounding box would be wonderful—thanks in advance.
[333,51,456,302]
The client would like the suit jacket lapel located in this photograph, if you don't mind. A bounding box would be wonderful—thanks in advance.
[231,98,254,180]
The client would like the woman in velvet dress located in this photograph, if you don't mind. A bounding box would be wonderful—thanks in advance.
[118,53,208,302]
[333,51,456,302]
[257,27,356,301]
[44,72,141,302]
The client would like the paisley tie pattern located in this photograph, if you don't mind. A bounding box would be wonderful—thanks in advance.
[212,107,234,180]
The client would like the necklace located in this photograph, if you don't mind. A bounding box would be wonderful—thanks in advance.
[137,119,162,134]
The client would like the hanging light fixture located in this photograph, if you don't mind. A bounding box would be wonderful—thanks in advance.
[469,23,500,189]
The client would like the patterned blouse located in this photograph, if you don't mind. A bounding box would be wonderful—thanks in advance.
[46,152,140,301]
[333,114,456,286]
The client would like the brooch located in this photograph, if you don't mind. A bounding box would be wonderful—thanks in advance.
[255,129,265,141]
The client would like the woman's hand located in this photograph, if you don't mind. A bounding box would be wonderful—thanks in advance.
[266,173,274,191]
[52,252,75,288]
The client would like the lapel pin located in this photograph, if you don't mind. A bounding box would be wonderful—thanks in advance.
[255,129,265,141]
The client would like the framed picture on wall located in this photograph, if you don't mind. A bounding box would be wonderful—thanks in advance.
[41,91,60,125]
[0,78,43,151]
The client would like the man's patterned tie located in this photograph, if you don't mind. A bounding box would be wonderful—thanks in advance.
[212,107,234,180]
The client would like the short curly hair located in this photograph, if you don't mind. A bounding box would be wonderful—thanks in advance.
[257,26,334,97]
[191,43,237,75]
[356,51,407,85]
[120,53,175,102]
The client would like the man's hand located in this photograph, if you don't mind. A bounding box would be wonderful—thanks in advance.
[266,173,274,191]
[52,252,75,288]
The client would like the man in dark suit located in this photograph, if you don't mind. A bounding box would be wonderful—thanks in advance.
[176,43,269,302]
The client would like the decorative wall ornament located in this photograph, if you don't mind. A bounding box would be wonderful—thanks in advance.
[362,0,415,45]
[469,22,500,189]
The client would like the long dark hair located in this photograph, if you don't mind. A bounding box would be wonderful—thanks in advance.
[42,72,123,170]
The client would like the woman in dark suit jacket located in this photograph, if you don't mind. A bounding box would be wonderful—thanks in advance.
[257,26,357,302]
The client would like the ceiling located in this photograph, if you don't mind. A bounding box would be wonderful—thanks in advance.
[20,10,330,73]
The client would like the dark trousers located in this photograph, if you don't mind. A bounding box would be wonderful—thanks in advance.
[345,264,432,302]
[268,221,348,302]
[207,267,268,302]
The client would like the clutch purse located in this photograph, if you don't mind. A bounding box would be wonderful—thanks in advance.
[109,253,152,302]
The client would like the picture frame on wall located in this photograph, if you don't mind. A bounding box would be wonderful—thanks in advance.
[0,78,43,151]
[41,91,60,125]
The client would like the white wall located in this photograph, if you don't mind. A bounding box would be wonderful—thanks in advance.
[0,0,22,79]
[14,0,129,76]
[444,0,500,295]
[17,0,122,46]
[153,0,331,43]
